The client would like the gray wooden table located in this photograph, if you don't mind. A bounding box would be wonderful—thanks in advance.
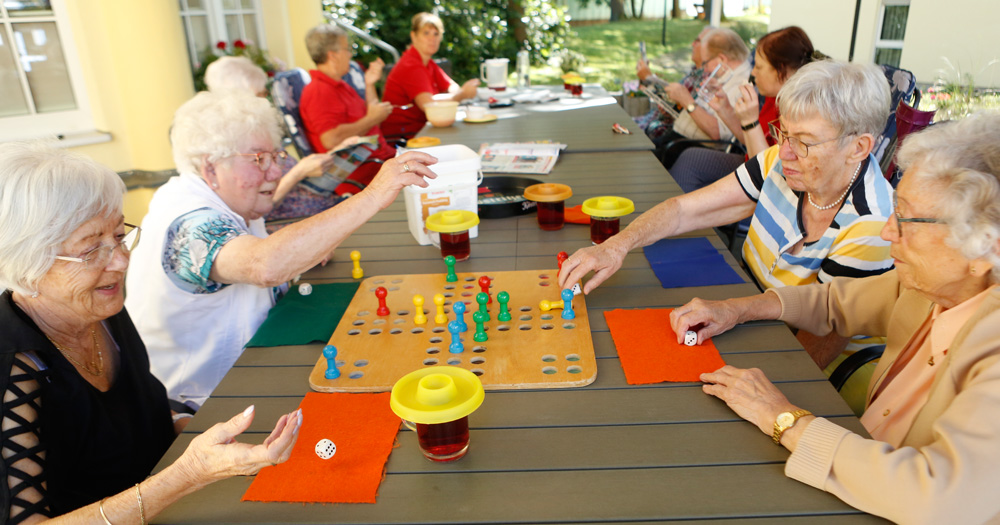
[152,122,881,523]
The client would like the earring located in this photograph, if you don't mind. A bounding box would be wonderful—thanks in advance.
[971,266,980,276]
[31,291,39,298]
[211,182,219,189]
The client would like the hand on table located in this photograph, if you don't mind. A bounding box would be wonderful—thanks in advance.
[700,365,799,437]
[557,242,628,295]
[664,82,694,107]
[366,101,393,124]
[365,58,385,86]
[669,297,744,345]
[362,151,438,209]
[732,83,761,126]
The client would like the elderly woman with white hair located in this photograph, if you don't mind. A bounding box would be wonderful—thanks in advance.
[669,112,1000,523]
[125,91,436,410]
[560,60,895,368]
[0,142,300,523]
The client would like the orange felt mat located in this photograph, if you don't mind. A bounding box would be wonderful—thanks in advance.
[242,392,399,504]
[605,308,725,384]
[565,204,591,224]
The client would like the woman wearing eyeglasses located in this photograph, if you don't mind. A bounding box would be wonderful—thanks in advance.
[560,61,894,368]
[669,112,1000,523]
[0,141,301,523]
[125,91,437,411]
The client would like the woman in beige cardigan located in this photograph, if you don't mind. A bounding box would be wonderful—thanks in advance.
[669,111,1000,524]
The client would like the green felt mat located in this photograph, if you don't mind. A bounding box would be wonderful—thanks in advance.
[246,282,360,348]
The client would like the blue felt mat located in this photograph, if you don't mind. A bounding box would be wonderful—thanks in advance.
[642,237,745,288]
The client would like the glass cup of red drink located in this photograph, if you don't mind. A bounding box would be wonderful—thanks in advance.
[524,183,573,231]
[390,367,485,462]
[425,210,481,262]
[580,196,635,245]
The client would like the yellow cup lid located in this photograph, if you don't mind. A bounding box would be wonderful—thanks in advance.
[407,136,442,148]
[523,183,572,203]
[425,209,480,233]
[581,196,635,218]
[390,367,485,424]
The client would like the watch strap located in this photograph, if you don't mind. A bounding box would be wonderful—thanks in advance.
[772,409,812,445]
[740,120,760,131]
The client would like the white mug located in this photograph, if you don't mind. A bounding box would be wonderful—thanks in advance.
[480,58,509,91]
[466,105,487,120]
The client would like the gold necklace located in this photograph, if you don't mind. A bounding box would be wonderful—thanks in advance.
[46,329,104,376]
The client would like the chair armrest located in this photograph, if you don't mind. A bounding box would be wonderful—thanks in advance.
[829,345,885,392]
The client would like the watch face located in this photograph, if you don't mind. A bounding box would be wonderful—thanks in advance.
[776,412,795,427]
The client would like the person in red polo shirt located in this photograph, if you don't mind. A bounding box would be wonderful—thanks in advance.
[300,24,395,194]
[381,12,479,140]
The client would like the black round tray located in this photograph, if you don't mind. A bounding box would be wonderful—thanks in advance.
[477,176,543,219]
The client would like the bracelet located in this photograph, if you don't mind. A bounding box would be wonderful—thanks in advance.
[740,120,760,131]
[99,497,113,525]
[172,412,194,423]
[135,483,146,525]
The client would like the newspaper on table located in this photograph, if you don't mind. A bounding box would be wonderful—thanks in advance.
[478,142,567,175]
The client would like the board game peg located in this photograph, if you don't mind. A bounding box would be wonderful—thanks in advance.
[433,294,448,324]
[478,276,493,303]
[539,298,564,311]
[350,250,363,279]
[557,251,569,269]
[560,289,576,320]
[323,344,340,379]
[476,292,490,322]
[375,286,390,316]
[413,295,427,325]
[448,320,464,353]
[453,300,468,332]
[497,291,512,322]
[444,255,458,282]
[472,311,488,342]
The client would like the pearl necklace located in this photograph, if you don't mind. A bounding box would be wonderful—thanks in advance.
[807,162,862,211]
[46,329,104,376]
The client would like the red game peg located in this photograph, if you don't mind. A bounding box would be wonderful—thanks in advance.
[478,275,492,304]
[375,286,390,316]
[557,251,569,269]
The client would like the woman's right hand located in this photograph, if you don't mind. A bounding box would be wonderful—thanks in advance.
[636,60,652,81]
[733,83,760,125]
[669,297,745,345]
[363,151,439,209]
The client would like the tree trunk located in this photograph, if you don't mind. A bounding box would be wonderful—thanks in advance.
[609,0,626,21]
[508,0,529,46]
[671,0,682,19]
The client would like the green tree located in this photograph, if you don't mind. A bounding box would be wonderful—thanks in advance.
[324,0,571,82]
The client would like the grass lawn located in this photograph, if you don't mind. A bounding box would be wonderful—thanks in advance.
[530,16,768,91]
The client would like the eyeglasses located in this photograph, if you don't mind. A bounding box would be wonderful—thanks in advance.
[54,223,141,269]
[233,150,288,172]
[892,192,943,237]
[769,122,849,158]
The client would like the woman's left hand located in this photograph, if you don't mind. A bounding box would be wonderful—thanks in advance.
[708,91,735,120]
[732,83,760,125]
[700,365,798,436]
[365,58,385,86]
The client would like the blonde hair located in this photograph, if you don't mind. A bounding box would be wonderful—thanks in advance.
[305,24,348,65]
[411,12,444,34]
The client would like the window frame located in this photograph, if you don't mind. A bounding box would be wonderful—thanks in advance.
[178,0,266,71]
[872,0,910,68]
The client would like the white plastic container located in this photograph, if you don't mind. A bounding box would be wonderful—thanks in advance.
[403,144,483,246]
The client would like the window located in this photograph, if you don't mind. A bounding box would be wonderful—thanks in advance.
[178,0,265,71]
[873,0,909,68]
[0,0,96,142]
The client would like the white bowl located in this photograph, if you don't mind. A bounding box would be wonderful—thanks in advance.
[425,101,459,127]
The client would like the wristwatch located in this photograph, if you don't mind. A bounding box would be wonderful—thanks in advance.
[772,409,812,445]
[685,102,697,113]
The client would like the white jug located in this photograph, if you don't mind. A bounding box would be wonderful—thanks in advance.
[480,58,509,91]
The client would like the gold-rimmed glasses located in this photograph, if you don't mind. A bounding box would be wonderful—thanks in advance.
[892,191,943,237]
[233,150,289,172]
[54,223,141,269]
[769,122,849,158]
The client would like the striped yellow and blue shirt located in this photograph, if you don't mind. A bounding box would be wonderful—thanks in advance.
[737,145,894,291]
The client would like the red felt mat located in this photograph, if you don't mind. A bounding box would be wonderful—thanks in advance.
[242,392,399,504]
[605,308,725,384]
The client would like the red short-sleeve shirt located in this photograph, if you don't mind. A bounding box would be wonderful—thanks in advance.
[299,69,393,159]
[380,46,454,139]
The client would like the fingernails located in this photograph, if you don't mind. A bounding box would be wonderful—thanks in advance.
[295,409,304,431]
[243,405,255,418]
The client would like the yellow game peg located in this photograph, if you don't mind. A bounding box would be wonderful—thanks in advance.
[539,299,565,311]
[413,295,427,325]
[433,294,448,324]
[350,250,363,279]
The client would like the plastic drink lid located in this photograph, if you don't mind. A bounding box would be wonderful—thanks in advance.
[523,183,572,202]
[407,136,442,148]
[581,196,635,218]
[425,209,480,233]
[390,367,485,424]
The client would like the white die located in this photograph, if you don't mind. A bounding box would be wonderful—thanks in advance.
[315,438,337,460]
[298,283,313,296]
[684,331,698,346]
[571,283,582,296]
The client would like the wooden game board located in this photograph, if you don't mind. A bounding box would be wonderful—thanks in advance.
[309,270,597,392]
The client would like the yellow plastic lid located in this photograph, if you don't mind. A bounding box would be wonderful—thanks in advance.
[390,367,485,424]
[407,136,442,148]
[425,209,480,233]
[523,183,572,203]
[581,196,635,218]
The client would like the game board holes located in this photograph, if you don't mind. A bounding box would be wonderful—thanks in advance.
[542,355,556,362]
[539,281,551,287]
[538,274,550,279]
[349,371,364,379]
[357,310,370,316]
[472,346,487,353]
[447,358,461,365]
[471,357,485,364]
[444,285,456,290]
[389,286,400,291]
[368,329,383,335]
[348,329,361,336]
[541,324,554,330]
[520,306,531,312]
[567,366,582,374]
[373,319,386,325]
[566,354,581,362]
[354,360,369,367]
[423,358,438,366]
[429,337,443,343]
[397,310,409,316]
[336,360,346,367]
[411,327,425,334]
[373,279,385,284]
[563,323,576,329]
[471,368,485,376]
[444,307,451,313]
[464,276,476,282]
[391,279,403,284]
[520,314,532,321]
[542,366,557,375]
[426,347,440,354]
[352,320,365,326]
[443,292,454,298]
[461,292,473,297]
[497,325,510,332]
[390,328,403,335]
[368,287,376,292]
[541,314,553,320]
[393,318,405,325]
[431,327,445,333]
[518,324,532,331]
[463,284,474,289]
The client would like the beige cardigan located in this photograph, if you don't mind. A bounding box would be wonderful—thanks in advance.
[770,270,1000,524]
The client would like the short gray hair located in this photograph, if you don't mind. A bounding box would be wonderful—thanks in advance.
[205,56,268,95]
[897,111,1000,283]
[702,27,749,63]
[305,24,348,65]
[777,60,890,138]
[170,91,283,174]
[0,142,125,296]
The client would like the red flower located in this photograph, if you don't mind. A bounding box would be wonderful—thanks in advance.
[267,71,275,77]
[216,41,226,50]
[234,40,246,49]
